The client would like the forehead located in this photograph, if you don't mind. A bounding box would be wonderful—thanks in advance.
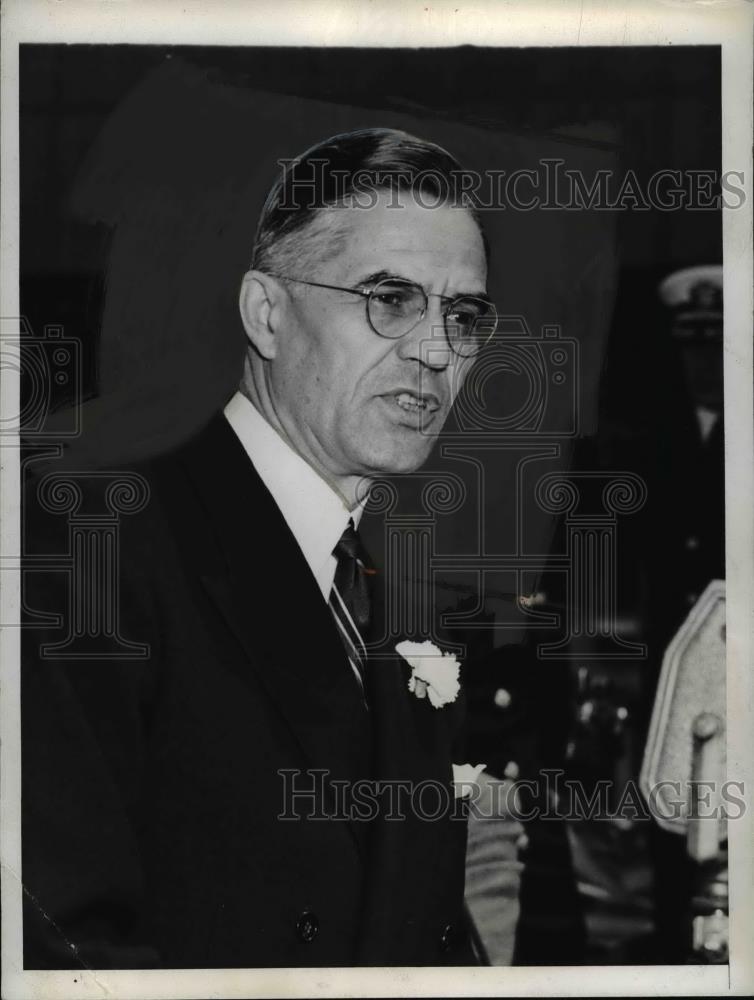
[320,193,487,291]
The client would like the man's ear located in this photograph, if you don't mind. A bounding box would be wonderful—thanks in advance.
[238,270,283,360]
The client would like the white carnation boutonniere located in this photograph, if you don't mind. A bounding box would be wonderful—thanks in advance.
[395,640,461,709]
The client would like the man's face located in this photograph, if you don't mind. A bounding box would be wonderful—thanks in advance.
[261,193,488,488]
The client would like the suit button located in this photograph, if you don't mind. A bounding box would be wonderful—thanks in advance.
[494,687,512,709]
[440,922,455,953]
[296,910,319,943]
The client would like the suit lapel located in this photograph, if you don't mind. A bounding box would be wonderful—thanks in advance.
[164,414,460,920]
[173,416,372,850]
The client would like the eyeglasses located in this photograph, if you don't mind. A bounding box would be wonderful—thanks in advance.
[270,274,498,358]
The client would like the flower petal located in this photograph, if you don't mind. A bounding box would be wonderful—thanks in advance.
[397,641,461,708]
[452,762,487,798]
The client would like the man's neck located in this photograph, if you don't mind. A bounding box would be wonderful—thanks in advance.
[237,375,367,512]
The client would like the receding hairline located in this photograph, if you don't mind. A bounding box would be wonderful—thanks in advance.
[250,127,491,276]
[254,190,487,280]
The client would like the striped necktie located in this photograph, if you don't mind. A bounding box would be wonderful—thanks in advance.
[328,519,375,692]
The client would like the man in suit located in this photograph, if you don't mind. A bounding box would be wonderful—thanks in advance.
[22,127,496,968]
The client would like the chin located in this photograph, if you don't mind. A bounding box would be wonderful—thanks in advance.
[360,442,435,476]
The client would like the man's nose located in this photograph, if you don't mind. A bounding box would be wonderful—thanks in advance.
[396,300,452,371]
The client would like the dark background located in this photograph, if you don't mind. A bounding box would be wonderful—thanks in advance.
[20,44,724,964]
[21,45,721,278]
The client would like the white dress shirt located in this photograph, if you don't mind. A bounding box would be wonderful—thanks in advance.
[223,390,365,601]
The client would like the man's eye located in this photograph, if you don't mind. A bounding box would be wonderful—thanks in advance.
[446,307,478,330]
[372,287,413,309]
[447,300,492,335]
[448,308,473,324]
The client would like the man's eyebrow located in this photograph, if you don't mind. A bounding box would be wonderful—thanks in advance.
[456,288,493,303]
[352,269,401,288]
[353,270,491,300]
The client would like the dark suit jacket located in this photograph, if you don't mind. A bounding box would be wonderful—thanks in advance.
[21,414,471,969]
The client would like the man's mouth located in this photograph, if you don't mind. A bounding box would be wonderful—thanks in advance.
[389,390,441,414]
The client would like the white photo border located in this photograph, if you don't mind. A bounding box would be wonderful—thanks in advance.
[2,1,752,997]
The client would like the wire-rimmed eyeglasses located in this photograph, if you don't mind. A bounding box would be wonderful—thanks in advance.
[270,274,498,358]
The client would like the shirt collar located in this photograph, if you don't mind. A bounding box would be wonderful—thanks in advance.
[223,391,365,599]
